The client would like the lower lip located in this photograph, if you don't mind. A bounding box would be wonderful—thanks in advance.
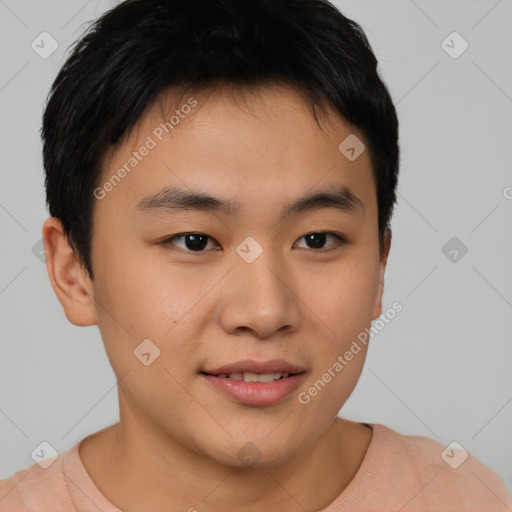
[201,373,306,406]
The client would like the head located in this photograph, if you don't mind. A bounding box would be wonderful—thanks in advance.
[42,0,399,466]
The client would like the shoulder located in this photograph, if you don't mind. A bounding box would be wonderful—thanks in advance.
[0,445,77,510]
[369,423,512,511]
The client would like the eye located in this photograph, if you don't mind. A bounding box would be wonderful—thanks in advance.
[162,233,221,252]
[293,232,348,251]
[161,231,347,253]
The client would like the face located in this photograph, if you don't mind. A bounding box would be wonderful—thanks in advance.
[79,85,389,466]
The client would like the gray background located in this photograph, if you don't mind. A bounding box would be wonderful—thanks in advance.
[0,0,511,497]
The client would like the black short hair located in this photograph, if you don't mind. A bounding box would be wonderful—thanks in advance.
[42,0,399,280]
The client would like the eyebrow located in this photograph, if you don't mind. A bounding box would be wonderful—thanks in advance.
[136,184,364,218]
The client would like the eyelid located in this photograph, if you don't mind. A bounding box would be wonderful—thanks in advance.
[162,232,222,252]
[161,231,348,253]
[292,231,348,251]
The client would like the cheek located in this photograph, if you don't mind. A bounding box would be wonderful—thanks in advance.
[299,253,380,344]
[91,249,217,380]
[296,341,368,426]
[91,264,203,403]
[95,247,209,335]
[297,265,374,415]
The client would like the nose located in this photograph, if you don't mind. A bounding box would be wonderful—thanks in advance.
[216,253,301,339]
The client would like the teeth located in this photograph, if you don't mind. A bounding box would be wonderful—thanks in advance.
[212,372,294,381]
[219,372,288,382]
[257,372,280,383]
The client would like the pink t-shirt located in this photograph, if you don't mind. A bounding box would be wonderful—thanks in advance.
[1,423,511,511]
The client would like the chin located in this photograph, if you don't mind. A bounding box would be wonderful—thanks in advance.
[194,424,314,469]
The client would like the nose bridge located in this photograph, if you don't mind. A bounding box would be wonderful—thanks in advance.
[218,245,300,337]
[240,254,286,304]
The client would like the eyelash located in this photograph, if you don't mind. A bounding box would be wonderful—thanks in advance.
[160,231,349,254]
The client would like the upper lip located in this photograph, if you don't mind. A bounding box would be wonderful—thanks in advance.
[202,359,307,375]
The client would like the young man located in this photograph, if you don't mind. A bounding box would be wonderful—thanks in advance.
[1,0,510,510]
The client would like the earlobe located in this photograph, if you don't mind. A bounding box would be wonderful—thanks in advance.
[42,217,98,326]
[371,228,392,321]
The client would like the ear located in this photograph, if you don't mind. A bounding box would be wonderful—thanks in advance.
[42,217,97,326]
[371,228,392,321]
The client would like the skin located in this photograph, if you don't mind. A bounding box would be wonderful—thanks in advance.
[43,83,391,512]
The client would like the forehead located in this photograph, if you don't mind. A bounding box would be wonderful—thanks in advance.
[97,83,376,221]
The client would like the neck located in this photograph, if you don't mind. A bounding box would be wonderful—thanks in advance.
[79,412,372,512]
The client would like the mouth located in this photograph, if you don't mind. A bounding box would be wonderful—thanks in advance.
[202,371,299,382]
[200,360,307,406]
[202,359,306,376]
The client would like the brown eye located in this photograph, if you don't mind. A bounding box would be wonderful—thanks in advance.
[294,232,347,251]
[162,233,220,252]
[304,233,328,249]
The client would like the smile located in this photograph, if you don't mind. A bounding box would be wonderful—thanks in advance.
[204,371,292,382]
[200,361,307,406]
